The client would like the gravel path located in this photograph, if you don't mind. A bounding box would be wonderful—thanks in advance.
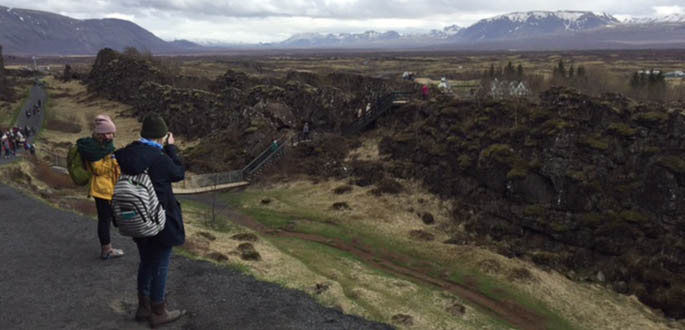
[0,180,394,330]
[0,82,45,165]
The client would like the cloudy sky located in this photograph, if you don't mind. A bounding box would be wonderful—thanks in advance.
[1,1,683,44]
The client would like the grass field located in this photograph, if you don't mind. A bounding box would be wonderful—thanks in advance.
[186,176,678,330]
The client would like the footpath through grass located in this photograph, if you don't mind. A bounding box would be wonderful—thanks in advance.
[220,188,579,330]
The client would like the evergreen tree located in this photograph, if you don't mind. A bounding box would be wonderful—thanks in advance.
[630,72,641,89]
[488,64,495,78]
[504,61,516,80]
[577,65,586,78]
[516,64,524,80]
[553,59,566,80]
[568,65,575,79]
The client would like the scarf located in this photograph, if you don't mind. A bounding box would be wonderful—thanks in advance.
[139,137,164,150]
[76,137,115,162]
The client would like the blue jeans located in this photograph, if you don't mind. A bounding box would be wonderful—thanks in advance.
[135,239,173,304]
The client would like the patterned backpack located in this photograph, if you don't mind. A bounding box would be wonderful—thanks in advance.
[112,170,166,237]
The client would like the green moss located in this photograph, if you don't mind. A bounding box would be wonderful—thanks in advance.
[457,154,472,170]
[529,108,551,122]
[632,112,668,124]
[394,133,413,143]
[657,156,685,174]
[479,144,513,164]
[567,170,586,182]
[549,222,572,233]
[507,166,528,180]
[446,135,459,143]
[523,205,546,217]
[641,146,661,156]
[441,107,461,116]
[619,210,649,223]
[244,126,258,133]
[616,182,642,193]
[448,123,462,134]
[538,119,570,136]
[607,123,637,137]
[582,213,604,227]
[578,136,609,151]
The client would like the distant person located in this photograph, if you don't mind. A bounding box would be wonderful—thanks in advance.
[422,84,429,100]
[1,132,8,158]
[271,139,278,152]
[115,114,186,327]
[77,114,123,260]
[302,122,310,140]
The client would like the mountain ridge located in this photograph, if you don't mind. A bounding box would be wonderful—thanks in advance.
[0,5,200,55]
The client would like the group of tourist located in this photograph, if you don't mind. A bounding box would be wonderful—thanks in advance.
[80,113,186,328]
[1,125,35,158]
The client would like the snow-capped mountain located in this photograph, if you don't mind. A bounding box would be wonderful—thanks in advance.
[277,26,462,48]
[622,13,685,24]
[458,10,620,42]
[280,30,402,47]
[427,25,462,39]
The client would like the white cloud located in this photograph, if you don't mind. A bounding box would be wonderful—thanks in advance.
[104,12,136,21]
[652,5,684,16]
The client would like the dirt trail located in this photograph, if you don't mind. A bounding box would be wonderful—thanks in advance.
[186,195,549,330]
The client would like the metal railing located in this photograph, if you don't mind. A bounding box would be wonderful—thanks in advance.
[241,134,293,179]
[344,91,412,135]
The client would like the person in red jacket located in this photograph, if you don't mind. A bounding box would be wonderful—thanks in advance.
[422,84,429,100]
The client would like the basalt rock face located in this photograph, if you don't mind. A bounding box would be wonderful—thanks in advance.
[379,87,685,318]
[87,48,170,103]
[86,48,412,172]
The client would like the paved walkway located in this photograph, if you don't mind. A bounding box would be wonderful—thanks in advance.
[0,82,45,165]
[0,183,393,330]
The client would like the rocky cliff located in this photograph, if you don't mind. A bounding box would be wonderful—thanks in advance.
[377,88,685,318]
[86,49,412,172]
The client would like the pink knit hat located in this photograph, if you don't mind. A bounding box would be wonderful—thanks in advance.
[94,114,116,134]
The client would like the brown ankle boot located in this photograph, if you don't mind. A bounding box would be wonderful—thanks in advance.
[149,301,184,329]
[135,295,151,322]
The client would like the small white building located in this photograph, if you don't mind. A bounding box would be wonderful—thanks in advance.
[490,78,530,98]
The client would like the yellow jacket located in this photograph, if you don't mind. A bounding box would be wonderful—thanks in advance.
[87,154,120,200]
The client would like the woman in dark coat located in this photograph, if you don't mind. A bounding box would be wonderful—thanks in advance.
[114,114,186,328]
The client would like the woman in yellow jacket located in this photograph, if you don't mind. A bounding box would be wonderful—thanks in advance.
[77,115,123,259]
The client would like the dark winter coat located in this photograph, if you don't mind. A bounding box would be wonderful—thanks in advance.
[114,141,185,247]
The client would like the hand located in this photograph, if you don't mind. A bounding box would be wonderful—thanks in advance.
[166,132,175,145]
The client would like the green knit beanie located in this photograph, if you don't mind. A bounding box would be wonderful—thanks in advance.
[140,114,168,139]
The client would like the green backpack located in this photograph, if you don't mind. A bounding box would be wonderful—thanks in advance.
[67,143,91,186]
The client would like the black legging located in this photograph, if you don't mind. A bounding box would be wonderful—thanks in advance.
[94,197,114,245]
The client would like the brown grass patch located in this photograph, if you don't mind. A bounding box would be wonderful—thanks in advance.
[30,157,77,190]
[44,113,82,133]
